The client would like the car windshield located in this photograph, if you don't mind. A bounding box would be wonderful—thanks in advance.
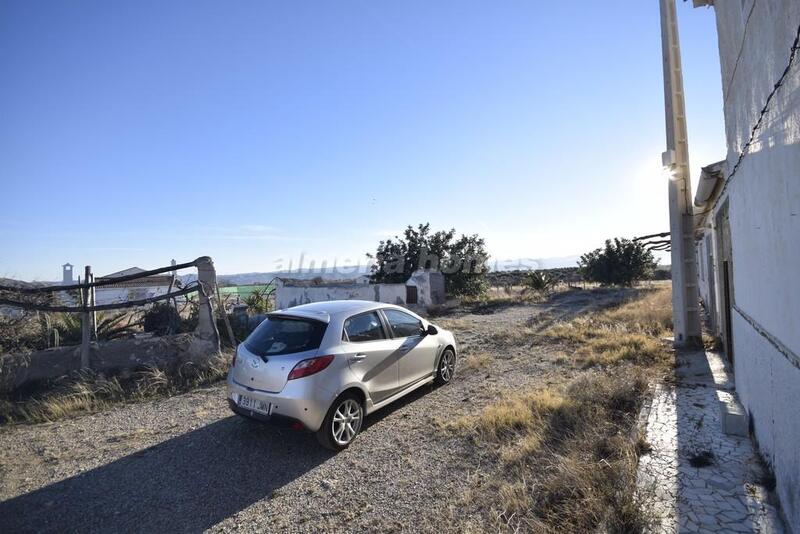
[244,316,327,357]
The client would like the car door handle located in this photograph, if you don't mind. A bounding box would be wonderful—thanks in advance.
[350,353,367,362]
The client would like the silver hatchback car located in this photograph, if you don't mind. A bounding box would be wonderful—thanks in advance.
[226,300,457,450]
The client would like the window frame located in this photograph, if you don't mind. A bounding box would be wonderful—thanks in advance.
[379,308,425,339]
[341,310,391,344]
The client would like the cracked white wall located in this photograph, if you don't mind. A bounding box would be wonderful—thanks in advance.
[275,282,407,311]
[700,1,800,528]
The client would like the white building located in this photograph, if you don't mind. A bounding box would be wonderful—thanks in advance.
[93,267,176,306]
[274,270,446,311]
[692,1,800,527]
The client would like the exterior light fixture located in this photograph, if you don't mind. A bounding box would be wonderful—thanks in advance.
[661,150,680,180]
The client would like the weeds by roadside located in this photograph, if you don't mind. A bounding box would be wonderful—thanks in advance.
[439,287,673,532]
[0,353,230,424]
[543,288,672,368]
[459,285,554,310]
[445,371,652,532]
[462,352,492,372]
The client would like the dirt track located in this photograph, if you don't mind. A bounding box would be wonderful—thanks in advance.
[0,289,635,533]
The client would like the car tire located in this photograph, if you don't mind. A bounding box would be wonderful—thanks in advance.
[316,392,364,451]
[434,348,456,386]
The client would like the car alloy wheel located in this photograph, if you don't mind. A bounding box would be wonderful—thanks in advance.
[435,348,455,385]
[331,398,363,446]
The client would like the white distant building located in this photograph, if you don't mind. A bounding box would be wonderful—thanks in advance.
[274,270,446,311]
[61,263,74,285]
[93,267,176,305]
[692,1,799,527]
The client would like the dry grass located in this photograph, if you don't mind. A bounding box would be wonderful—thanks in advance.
[553,352,570,365]
[441,287,673,532]
[462,352,492,372]
[577,334,666,367]
[1,354,230,424]
[448,371,652,533]
[543,288,673,368]
[485,324,537,348]
[435,316,473,331]
[459,284,567,309]
[450,389,566,439]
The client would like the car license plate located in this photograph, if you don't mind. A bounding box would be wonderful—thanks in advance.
[237,394,271,415]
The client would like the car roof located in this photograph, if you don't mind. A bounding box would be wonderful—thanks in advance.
[272,300,387,322]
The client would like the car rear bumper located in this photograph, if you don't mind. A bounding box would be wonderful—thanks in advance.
[227,399,307,427]
[226,375,334,431]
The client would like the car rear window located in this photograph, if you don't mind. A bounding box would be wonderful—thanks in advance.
[244,316,327,357]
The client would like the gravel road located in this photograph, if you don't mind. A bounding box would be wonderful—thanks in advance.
[0,289,634,533]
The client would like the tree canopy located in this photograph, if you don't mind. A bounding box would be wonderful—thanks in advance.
[578,238,657,287]
[367,223,489,297]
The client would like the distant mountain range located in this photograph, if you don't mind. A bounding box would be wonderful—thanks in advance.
[505,255,582,270]
[178,257,584,286]
[11,256,585,287]
[180,266,373,286]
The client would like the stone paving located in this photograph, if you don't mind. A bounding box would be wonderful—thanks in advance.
[637,349,786,533]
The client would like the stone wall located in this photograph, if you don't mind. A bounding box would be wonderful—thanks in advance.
[0,334,220,394]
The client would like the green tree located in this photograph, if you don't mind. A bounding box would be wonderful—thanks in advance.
[579,238,657,287]
[367,223,489,297]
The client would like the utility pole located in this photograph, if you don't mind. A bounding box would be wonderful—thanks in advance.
[659,0,702,347]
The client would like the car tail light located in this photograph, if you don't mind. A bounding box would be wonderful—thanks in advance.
[288,355,334,380]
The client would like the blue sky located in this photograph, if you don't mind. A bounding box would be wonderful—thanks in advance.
[0,1,726,280]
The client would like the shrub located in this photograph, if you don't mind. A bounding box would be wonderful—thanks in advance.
[244,287,271,314]
[142,303,181,336]
[367,223,489,297]
[0,315,48,354]
[579,238,657,286]
[0,311,141,354]
[522,270,557,296]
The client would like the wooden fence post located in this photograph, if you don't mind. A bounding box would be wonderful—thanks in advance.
[90,272,97,340]
[80,265,92,368]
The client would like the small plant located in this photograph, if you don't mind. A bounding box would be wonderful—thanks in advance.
[522,270,557,296]
[54,313,83,345]
[0,314,48,354]
[142,303,180,336]
[95,312,141,340]
[48,312,141,344]
[463,352,492,371]
[244,287,271,314]
[178,298,200,333]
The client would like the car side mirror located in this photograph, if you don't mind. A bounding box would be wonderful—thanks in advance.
[425,324,438,336]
